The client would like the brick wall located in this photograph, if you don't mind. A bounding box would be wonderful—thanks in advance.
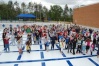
[73,3,99,28]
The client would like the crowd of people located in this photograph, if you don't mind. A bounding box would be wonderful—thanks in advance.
[2,23,99,61]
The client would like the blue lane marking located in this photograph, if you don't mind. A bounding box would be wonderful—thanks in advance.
[42,62,46,66]
[17,55,22,60]
[88,58,99,66]
[14,55,22,66]
[56,43,71,65]
[62,53,66,57]
[22,46,25,50]
[41,52,44,59]
[40,44,43,49]
[14,46,25,66]
[67,60,73,66]
[14,64,18,66]
[40,40,46,66]
[56,44,66,57]
[1,49,59,53]
[0,55,97,64]
[56,44,60,49]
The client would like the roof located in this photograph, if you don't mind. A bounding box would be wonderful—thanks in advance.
[16,14,36,18]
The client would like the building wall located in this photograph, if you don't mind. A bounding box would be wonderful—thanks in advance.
[73,3,99,28]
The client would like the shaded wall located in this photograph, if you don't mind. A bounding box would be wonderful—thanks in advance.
[73,3,99,28]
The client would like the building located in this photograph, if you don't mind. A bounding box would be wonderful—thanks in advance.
[73,3,99,28]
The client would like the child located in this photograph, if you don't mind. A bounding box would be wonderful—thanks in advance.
[76,38,82,53]
[68,39,73,53]
[11,33,16,46]
[82,40,86,54]
[15,33,22,54]
[2,29,6,50]
[90,43,94,55]
[65,36,70,49]
[26,40,31,53]
[86,38,91,53]
[27,33,32,45]
[35,31,39,44]
[45,40,50,51]
[60,38,65,53]
[4,36,10,52]
[33,32,36,44]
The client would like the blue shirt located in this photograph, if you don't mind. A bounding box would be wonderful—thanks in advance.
[65,37,70,43]
[59,35,63,40]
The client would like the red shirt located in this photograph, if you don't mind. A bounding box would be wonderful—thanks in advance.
[72,29,76,32]
[76,33,79,38]
[59,32,63,35]
[63,31,68,36]
[4,38,9,44]
[42,33,47,37]
[39,29,42,33]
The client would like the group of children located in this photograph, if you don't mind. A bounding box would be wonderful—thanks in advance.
[2,23,99,61]
[2,27,23,54]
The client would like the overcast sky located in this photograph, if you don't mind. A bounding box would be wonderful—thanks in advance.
[1,0,99,9]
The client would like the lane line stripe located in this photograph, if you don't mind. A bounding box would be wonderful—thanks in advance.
[56,44,66,57]
[0,55,97,64]
[14,43,25,66]
[67,60,73,66]
[40,44,43,49]
[56,43,73,66]
[41,52,44,59]
[88,58,99,66]
[42,62,46,66]
[40,40,46,66]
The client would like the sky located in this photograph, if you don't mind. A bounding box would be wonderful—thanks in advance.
[1,0,99,9]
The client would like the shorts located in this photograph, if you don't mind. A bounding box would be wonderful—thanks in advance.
[17,44,22,49]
